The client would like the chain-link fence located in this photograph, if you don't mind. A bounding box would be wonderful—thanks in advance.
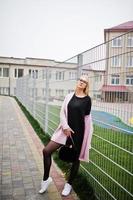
[16,30,133,200]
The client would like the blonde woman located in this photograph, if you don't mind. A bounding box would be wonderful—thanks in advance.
[39,75,93,196]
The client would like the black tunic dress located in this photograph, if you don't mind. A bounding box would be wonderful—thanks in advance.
[66,94,91,155]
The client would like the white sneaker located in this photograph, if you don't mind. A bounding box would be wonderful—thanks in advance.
[61,183,72,196]
[39,177,53,194]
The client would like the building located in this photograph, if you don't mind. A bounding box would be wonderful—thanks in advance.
[102,21,133,102]
[0,56,78,97]
[0,56,105,99]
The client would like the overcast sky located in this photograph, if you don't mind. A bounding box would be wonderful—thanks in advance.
[0,0,133,61]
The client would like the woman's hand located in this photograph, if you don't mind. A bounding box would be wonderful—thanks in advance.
[63,128,74,137]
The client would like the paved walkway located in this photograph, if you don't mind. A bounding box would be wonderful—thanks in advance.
[0,96,79,200]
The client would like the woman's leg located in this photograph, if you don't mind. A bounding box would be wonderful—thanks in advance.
[67,160,80,185]
[43,141,61,180]
[61,159,80,196]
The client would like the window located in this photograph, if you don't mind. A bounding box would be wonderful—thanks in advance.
[127,37,133,47]
[94,75,102,82]
[3,68,9,77]
[29,69,31,77]
[56,89,64,96]
[68,89,74,93]
[82,72,88,76]
[59,72,61,80]
[35,70,38,79]
[126,76,133,85]
[42,88,46,96]
[69,71,77,80]
[112,37,122,47]
[49,89,51,96]
[127,56,133,67]
[42,70,46,79]
[31,88,37,97]
[0,68,2,77]
[32,70,38,79]
[49,70,51,79]
[111,74,120,85]
[0,68,10,77]
[15,69,17,77]
[4,87,9,95]
[29,69,38,79]
[56,72,58,80]
[95,76,99,82]
[14,68,24,78]
[0,87,9,95]
[18,69,24,77]
[56,71,64,80]
[111,56,121,67]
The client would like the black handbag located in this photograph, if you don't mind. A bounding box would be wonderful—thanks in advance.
[58,136,78,163]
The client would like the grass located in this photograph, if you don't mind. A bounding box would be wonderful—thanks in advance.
[46,104,133,200]
[15,97,97,200]
[16,99,133,200]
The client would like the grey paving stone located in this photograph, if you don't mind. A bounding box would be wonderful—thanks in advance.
[0,97,58,200]
[24,183,34,190]
[22,177,33,184]
[12,176,22,182]
[12,180,24,188]
[25,193,50,200]
[1,195,13,200]
[2,184,12,190]
[2,178,12,184]
[25,188,36,196]
[13,195,26,200]
[2,188,12,195]
[13,188,25,196]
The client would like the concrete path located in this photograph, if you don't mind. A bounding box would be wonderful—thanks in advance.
[0,96,79,200]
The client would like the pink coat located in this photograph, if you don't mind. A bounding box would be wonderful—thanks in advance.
[51,92,93,162]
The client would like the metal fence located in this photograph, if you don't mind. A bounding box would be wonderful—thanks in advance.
[16,30,133,200]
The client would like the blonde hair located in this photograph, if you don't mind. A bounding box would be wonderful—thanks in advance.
[76,75,89,95]
[84,81,89,95]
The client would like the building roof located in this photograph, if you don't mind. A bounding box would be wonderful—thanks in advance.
[101,85,128,92]
[104,21,133,32]
[0,56,77,69]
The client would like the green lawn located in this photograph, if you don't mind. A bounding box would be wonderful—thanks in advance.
[23,101,133,200]
[43,104,133,200]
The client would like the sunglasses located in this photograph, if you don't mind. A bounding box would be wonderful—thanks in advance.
[79,79,88,84]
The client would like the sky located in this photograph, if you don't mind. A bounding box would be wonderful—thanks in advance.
[0,0,133,62]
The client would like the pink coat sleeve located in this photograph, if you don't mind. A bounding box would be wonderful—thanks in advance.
[51,93,74,145]
[59,93,74,132]
[59,94,70,130]
[79,114,93,161]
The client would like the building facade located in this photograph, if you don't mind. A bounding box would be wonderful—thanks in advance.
[0,57,58,96]
[0,56,105,99]
[102,21,133,102]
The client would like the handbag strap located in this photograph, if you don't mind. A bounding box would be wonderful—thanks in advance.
[69,135,74,144]
[69,135,77,150]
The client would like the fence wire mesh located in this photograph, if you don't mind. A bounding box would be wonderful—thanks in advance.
[16,30,133,200]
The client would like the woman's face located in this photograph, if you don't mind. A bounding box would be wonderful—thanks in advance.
[76,78,88,90]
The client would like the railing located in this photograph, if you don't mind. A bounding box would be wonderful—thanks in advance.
[16,30,133,200]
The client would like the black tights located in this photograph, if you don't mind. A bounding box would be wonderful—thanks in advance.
[42,141,80,185]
